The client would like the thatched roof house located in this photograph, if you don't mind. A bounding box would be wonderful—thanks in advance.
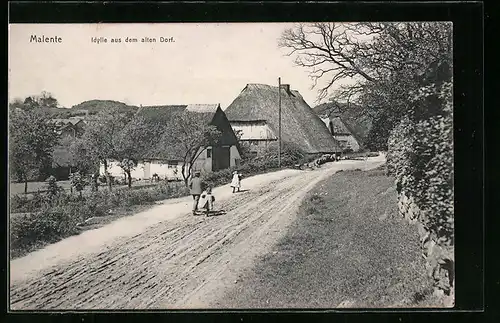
[321,116,363,152]
[225,83,341,155]
[105,104,244,178]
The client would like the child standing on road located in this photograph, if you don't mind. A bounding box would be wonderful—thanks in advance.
[230,171,242,193]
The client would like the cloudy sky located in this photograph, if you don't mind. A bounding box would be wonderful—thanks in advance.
[9,23,348,109]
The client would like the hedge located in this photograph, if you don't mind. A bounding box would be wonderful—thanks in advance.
[387,81,454,297]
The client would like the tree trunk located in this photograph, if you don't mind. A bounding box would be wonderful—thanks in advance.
[127,170,132,188]
[93,171,99,192]
[24,178,28,194]
[181,163,188,187]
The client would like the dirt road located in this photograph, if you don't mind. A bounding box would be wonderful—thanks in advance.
[10,156,385,310]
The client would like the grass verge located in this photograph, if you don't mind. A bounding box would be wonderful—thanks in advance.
[220,167,441,308]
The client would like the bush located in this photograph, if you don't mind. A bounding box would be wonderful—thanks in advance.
[10,192,52,213]
[10,207,81,256]
[45,175,63,200]
[9,180,190,258]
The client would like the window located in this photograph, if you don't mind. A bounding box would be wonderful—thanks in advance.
[167,161,178,169]
[207,148,212,158]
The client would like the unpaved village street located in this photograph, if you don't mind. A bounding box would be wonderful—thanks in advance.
[10,156,385,310]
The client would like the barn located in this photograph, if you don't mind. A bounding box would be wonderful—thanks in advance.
[320,115,362,153]
[101,104,241,181]
[225,83,342,156]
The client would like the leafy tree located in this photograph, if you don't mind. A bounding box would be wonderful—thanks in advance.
[75,107,130,191]
[45,175,64,203]
[9,108,60,193]
[114,116,159,188]
[156,111,222,186]
[69,171,88,199]
[22,91,60,110]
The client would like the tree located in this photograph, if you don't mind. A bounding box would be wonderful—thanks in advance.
[75,107,130,191]
[9,108,60,193]
[114,116,159,188]
[156,111,222,186]
[279,22,452,146]
[69,171,88,199]
[22,91,60,110]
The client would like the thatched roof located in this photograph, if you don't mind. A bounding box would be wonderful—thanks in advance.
[328,116,352,136]
[323,115,365,150]
[225,83,341,154]
[136,104,220,125]
[313,101,372,144]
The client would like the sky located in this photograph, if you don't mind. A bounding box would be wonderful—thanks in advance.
[9,23,350,110]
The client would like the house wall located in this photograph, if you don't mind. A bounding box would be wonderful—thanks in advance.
[231,121,277,140]
[100,160,184,181]
[192,147,213,174]
[190,144,241,173]
[240,139,275,155]
[230,145,241,167]
[334,134,360,152]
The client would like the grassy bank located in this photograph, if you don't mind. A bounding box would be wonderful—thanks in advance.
[9,181,189,259]
[220,167,441,308]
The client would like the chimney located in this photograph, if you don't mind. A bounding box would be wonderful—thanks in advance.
[280,84,291,94]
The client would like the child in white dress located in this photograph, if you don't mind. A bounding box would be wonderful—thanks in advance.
[230,171,242,193]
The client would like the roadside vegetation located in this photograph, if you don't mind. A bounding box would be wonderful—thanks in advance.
[9,179,189,259]
[222,167,443,308]
[9,139,323,259]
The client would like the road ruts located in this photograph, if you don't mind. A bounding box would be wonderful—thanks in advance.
[10,157,385,310]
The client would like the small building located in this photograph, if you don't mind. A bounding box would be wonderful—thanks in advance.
[321,115,362,153]
[100,104,242,181]
[225,83,342,156]
[50,117,86,138]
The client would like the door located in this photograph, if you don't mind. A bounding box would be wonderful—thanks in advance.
[143,162,151,179]
[212,146,231,171]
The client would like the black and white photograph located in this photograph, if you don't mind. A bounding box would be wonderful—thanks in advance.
[8,21,454,310]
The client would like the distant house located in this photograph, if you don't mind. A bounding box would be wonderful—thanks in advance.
[101,104,241,181]
[50,117,86,138]
[320,115,362,153]
[225,83,342,156]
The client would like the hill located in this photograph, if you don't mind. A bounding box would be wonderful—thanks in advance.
[313,101,373,144]
[70,100,140,114]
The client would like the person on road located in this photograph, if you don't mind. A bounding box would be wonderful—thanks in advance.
[230,171,242,193]
[189,171,203,215]
[199,187,216,216]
